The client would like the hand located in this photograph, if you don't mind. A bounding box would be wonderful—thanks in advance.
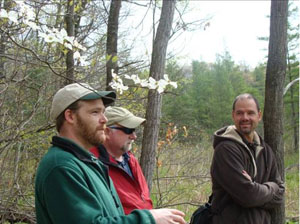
[242,170,252,181]
[149,208,186,224]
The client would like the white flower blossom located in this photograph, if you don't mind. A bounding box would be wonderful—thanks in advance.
[109,72,129,94]
[64,42,73,50]
[59,29,68,38]
[169,81,177,88]
[72,39,86,51]
[147,77,157,89]
[140,79,149,87]
[73,51,81,59]
[163,74,170,81]
[17,1,34,21]
[109,80,128,94]
[157,79,168,93]
[163,74,177,88]
[65,36,74,44]
[0,9,8,18]
[73,51,89,66]
[25,21,40,31]
[78,55,89,66]
[125,74,141,85]
[8,11,19,23]
[111,82,128,94]
[44,33,60,43]
[164,74,177,89]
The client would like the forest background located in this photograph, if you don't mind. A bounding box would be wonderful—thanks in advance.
[0,0,298,224]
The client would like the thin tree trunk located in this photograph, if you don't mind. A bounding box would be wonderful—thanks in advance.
[287,54,298,152]
[106,0,121,91]
[263,1,288,224]
[0,0,12,79]
[140,0,176,192]
[65,0,75,84]
[0,30,6,79]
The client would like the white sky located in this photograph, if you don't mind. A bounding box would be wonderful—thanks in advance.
[172,1,272,68]
[123,1,273,68]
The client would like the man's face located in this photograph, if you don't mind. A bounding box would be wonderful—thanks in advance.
[108,125,137,155]
[74,99,107,148]
[232,98,262,141]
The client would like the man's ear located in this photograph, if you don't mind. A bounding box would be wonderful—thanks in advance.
[258,111,262,121]
[104,127,110,137]
[64,109,76,124]
[231,110,235,120]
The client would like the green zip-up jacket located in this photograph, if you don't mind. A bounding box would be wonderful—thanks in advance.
[35,136,155,224]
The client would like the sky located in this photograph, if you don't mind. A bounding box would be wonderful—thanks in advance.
[123,1,273,69]
[172,1,272,68]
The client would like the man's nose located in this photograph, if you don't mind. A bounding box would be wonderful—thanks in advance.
[241,113,249,120]
[129,132,137,140]
[100,114,108,123]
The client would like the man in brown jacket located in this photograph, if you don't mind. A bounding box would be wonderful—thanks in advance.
[210,93,284,224]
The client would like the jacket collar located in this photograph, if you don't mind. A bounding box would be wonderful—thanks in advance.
[214,125,264,178]
[95,144,132,167]
[52,136,99,164]
[51,136,120,208]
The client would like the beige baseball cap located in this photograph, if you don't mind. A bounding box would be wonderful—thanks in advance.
[105,106,146,128]
[50,83,116,120]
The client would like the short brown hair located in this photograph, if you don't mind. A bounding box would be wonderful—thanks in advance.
[232,93,260,112]
[55,100,81,132]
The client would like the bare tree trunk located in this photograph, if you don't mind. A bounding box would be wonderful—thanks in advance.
[106,0,121,91]
[0,30,6,79]
[140,0,176,192]
[263,1,288,224]
[287,54,298,152]
[0,0,12,79]
[65,0,75,84]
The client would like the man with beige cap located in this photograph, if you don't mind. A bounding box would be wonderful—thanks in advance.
[90,106,153,214]
[35,83,186,224]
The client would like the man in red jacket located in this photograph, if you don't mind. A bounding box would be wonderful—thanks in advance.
[90,106,153,214]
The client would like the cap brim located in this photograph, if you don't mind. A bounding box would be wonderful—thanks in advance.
[80,91,116,106]
[118,116,146,129]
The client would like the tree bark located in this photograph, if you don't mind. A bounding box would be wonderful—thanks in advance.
[106,0,122,91]
[65,0,75,84]
[0,0,12,79]
[0,30,6,79]
[263,1,288,224]
[287,54,298,152]
[140,0,176,192]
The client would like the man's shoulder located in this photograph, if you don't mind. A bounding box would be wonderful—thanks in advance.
[213,139,247,160]
[44,146,77,162]
[127,151,139,161]
[215,139,240,150]
[36,146,81,177]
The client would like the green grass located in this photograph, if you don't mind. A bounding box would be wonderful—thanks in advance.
[284,151,299,221]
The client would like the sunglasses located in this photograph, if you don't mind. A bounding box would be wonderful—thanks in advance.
[109,126,135,135]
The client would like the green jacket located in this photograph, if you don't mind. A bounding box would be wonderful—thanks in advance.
[35,136,155,224]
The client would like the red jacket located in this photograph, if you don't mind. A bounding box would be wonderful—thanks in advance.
[90,145,153,214]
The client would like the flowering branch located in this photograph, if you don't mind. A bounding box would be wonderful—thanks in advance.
[109,71,177,94]
[1,1,179,93]
[0,0,87,66]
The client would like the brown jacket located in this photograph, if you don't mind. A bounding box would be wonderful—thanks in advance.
[210,125,284,224]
